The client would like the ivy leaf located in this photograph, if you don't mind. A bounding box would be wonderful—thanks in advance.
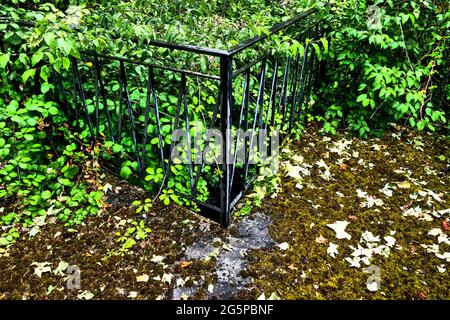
[168,95,178,104]
[41,190,52,200]
[417,120,426,131]
[112,144,123,153]
[41,83,51,94]
[120,166,132,178]
[48,106,59,115]
[357,94,367,102]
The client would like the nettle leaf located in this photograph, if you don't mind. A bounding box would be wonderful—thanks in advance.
[31,51,44,67]
[57,38,72,56]
[22,69,36,84]
[40,66,50,82]
[320,38,329,54]
[18,53,30,66]
[0,53,10,68]
[62,57,71,70]
[312,43,321,58]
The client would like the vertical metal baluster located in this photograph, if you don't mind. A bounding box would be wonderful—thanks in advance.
[230,72,250,191]
[191,91,221,198]
[244,61,265,183]
[219,55,233,228]
[265,59,279,131]
[288,54,301,132]
[94,60,100,139]
[297,44,312,121]
[141,66,153,173]
[182,76,195,196]
[243,70,251,179]
[94,55,115,142]
[120,61,143,177]
[53,68,70,118]
[117,65,124,144]
[72,58,94,139]
[71,63,79,130]
[279,55,291,123]
[257,60,266,130]
[150,67,166,173]
[304,53,317,122]
[166,73,186,182]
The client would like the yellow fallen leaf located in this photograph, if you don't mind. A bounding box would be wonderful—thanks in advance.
[136,274,149,283]
[397,181,411,189]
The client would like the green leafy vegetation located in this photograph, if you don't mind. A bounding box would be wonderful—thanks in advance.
[315,0,449,137]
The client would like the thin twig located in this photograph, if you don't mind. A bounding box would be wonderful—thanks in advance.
[399,21,413,71]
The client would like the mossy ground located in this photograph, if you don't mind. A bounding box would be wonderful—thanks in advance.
[0,126,448,300]
[243,126,449,300]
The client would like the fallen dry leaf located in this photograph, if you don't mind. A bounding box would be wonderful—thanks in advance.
[442,220,450,231]
[32,262,52,278]
[276,242,289,251]
[288,264,298,271]
[339,163,349,171]
[348,215,359,221]
[179,261,192,269]
[397,181,411,189]
[367,281,380,292]
[417,290,427,300]
[327,221,352,240]
[315,235,328,244]
[136,274,149,283]
[327,242,339,258]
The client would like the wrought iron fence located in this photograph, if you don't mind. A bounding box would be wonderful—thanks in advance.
[6,8,322,227]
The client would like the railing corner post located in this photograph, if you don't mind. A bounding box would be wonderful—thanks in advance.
[219,54,233,228]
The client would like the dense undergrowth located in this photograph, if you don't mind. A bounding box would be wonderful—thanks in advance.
[0,0,449,249]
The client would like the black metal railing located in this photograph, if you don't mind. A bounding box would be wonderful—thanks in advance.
[4,8,322,227]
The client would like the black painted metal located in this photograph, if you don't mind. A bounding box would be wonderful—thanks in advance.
[6,10,322,227]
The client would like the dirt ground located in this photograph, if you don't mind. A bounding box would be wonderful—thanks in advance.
[0,126,449,300]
